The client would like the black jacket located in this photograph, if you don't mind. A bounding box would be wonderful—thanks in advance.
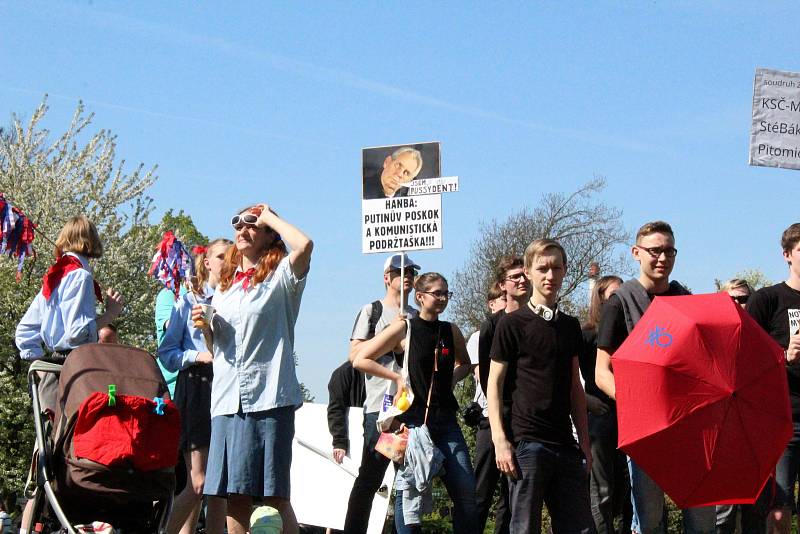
[327,361,366,451]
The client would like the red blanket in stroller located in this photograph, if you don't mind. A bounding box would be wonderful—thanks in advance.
[73,392,179,471]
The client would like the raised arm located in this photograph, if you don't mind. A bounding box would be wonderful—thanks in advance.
[256,203,313,278]
[352,318,407,389]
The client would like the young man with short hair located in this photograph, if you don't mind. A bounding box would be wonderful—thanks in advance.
[747,222,800,534]
[488,240,594,533]
[473,256,528,534]
[595,221,714,534]
[342,253,420,534]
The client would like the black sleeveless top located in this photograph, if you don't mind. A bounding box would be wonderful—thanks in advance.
[402,316,458,416]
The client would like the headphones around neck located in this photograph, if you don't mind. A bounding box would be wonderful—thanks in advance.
[528,300,558,321]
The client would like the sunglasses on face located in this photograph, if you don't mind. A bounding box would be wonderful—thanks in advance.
[730,294,749,305]
[389,268,417,278]
[231,213,259,230]
[638,246,678,259]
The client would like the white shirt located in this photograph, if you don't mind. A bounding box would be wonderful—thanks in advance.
[15,252,98,360]
[210,257,306,417]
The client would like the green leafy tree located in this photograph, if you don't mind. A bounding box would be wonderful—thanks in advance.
[0,98,159,495]
[714,268,773,291]
[154,209,208,249]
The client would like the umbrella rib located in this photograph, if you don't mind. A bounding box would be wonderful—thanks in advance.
[730,359,785,394]
[695,320,738,391]
[674,397,731,506]
[617,359,729,404]
[680,398,763,507]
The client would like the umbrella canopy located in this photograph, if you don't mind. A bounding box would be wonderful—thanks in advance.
[614,293,792,508]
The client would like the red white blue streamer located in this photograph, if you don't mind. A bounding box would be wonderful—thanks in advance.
[148,231,195,296]
[0,192,36,280]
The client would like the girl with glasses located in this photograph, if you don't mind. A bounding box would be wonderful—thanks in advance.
[193,203,313,534]
[353,272,478,534]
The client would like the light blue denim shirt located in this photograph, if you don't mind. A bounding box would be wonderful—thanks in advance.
[210,257,306,417]
[157,287,213,372]
[15,252,98,360]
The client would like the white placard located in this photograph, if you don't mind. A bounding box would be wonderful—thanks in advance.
[361,194,442,254]
[406,176,459,196]
[291,403,393,533]
[749,67,800,170]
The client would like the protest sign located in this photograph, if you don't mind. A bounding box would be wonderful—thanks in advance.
[406,176,459,196]
[750,67,800,170]
[362,142,440,200]
[362,142,444,254]
[362,195,442,253]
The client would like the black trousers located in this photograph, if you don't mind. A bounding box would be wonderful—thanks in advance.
[474,419,510,534]
[588,410,632,534]
[343,411,392,534]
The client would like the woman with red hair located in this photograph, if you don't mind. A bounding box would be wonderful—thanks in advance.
[193,203,312,534]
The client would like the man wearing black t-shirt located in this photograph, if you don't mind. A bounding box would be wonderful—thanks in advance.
[747,222,800,534]
[488,239,593,533]
[474,256,529,534]
[595,221,714,534]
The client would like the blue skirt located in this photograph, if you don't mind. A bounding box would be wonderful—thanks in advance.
[204,406,295,498]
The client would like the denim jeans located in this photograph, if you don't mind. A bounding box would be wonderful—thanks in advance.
[474,420,510,533]
[343,411,391,534]
[774,421,800,511]
[393,410,478,534]
[628,457,714,534]
[508,440,594,534]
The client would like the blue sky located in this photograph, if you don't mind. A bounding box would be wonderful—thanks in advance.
[2,2,799,400]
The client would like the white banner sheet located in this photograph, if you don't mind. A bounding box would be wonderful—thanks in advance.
[362,194,442,253]
[750,67,800,170]
[406,176,459,196]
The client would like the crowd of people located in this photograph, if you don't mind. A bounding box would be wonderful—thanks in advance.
[11,207,800,534]
[327,221,800,534]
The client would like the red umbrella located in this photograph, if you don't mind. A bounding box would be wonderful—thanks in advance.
[614,293,792,508]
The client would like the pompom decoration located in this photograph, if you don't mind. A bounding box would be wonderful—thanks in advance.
[148,231,195,296]
[191,245,207,256]
[0,192,36,281]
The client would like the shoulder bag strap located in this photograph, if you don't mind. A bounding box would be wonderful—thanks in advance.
[423,324,441,426]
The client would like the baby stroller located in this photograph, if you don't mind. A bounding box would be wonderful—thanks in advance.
[25,343,179,533]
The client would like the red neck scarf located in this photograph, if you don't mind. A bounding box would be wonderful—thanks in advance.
[42,255,103,302]
[234,268,256,291]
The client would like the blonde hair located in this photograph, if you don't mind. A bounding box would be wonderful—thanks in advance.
[54,216,103,258]
[193,238,233,294]
[219,207,287,292]
[523,239,567,270]
[635,221,674,244]
[719,278,753,295]
[487,284,505,302]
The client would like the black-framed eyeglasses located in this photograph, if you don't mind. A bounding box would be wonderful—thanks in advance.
[504,272,527,283]
[637,246,678,259]
[389,268,417,278]
[420,290,453,300]
[730,294,750,305]
[231,213,258,230]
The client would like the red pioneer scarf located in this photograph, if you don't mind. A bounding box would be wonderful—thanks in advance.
[234,268,256,291]
[42,255,103,302]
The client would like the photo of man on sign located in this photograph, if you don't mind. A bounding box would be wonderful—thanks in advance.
[362,142,440,200]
